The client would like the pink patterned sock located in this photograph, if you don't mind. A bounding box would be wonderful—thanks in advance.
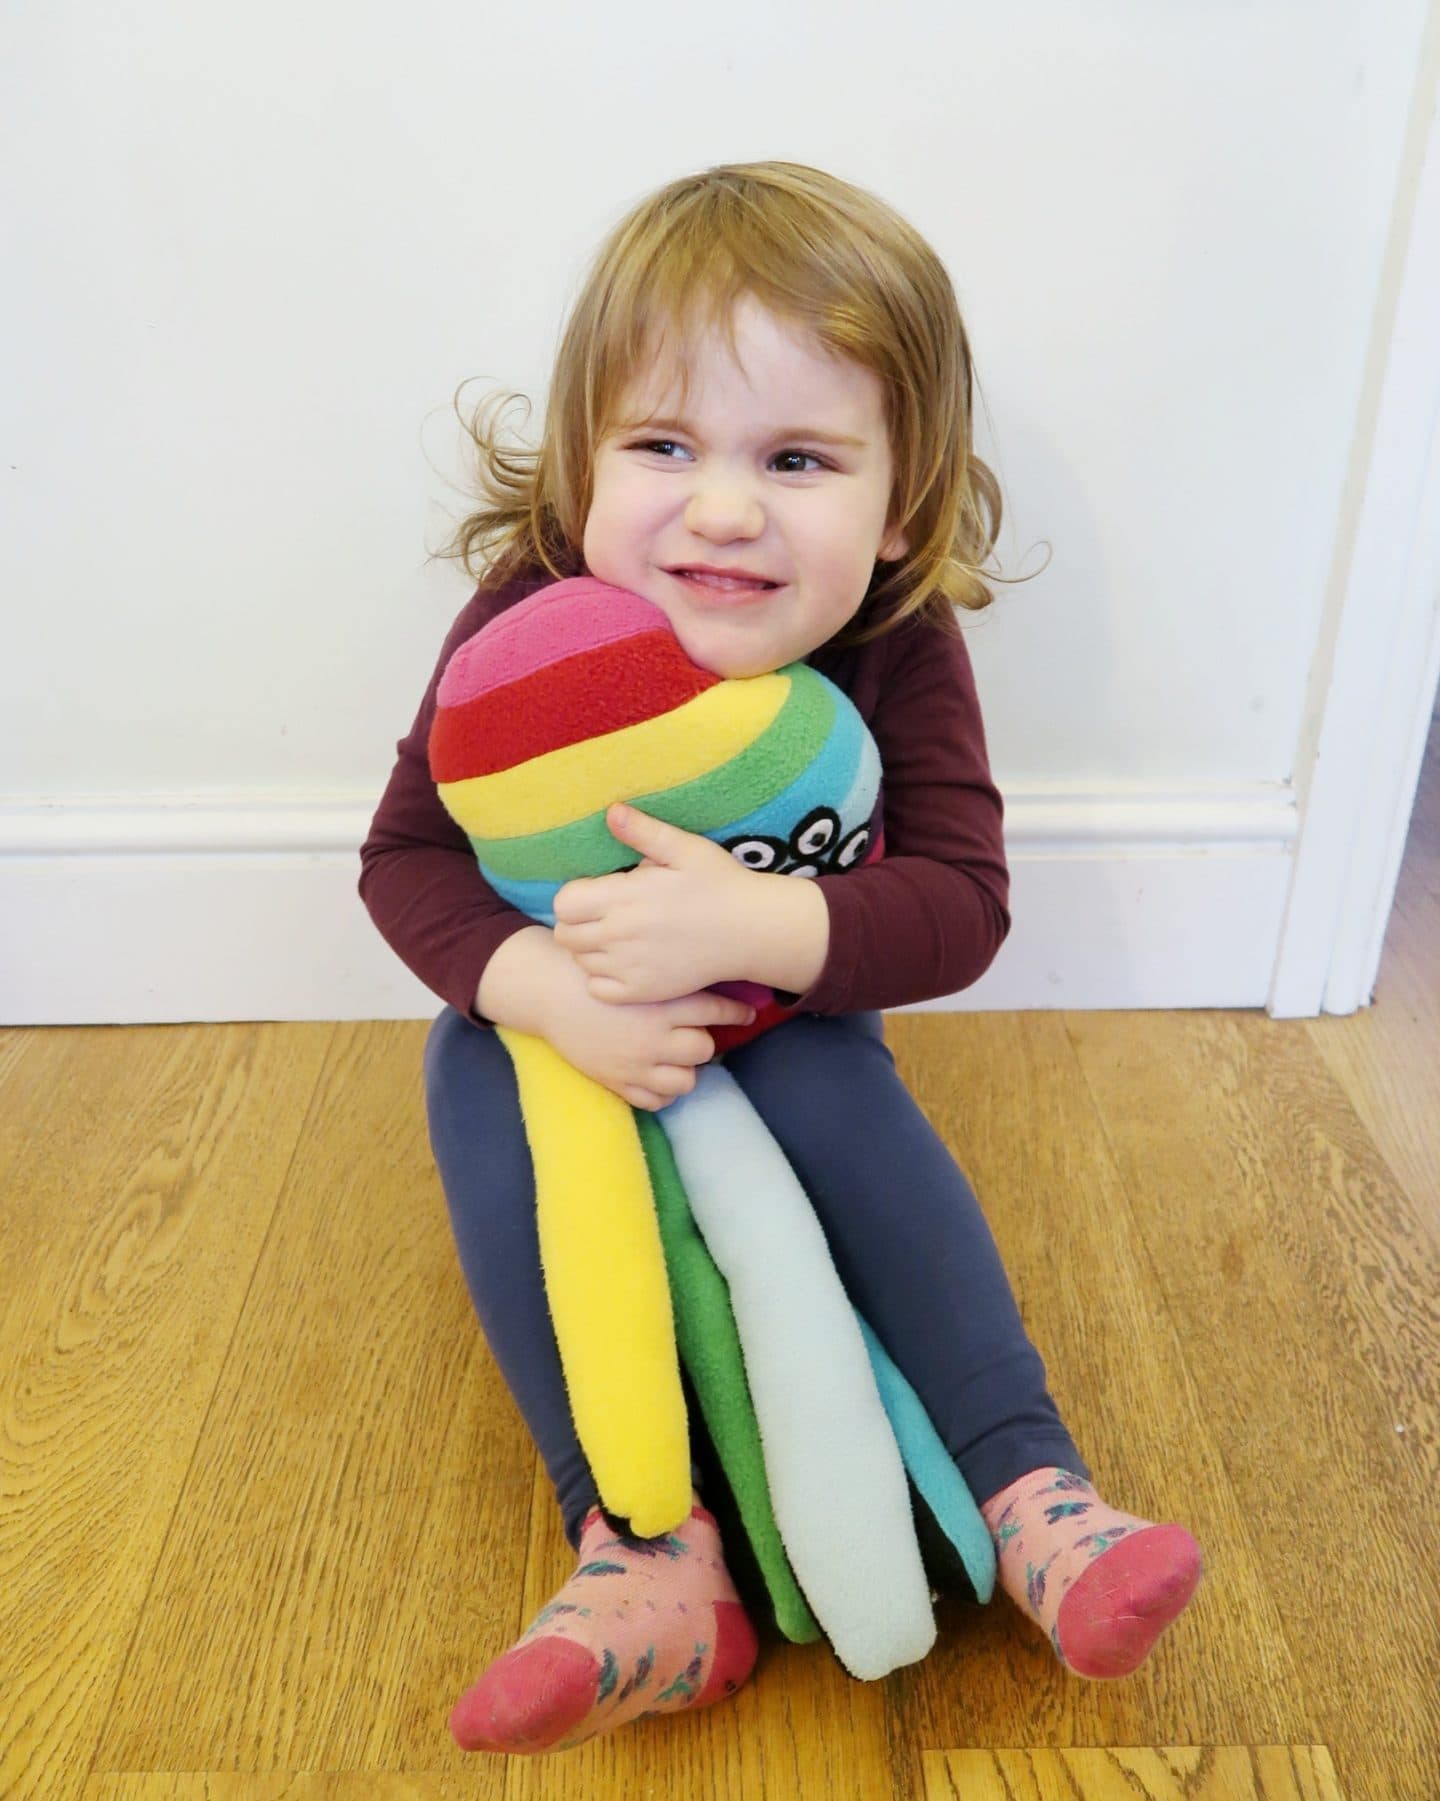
[450,1499,758,1755]
[980,1467,1203,1678]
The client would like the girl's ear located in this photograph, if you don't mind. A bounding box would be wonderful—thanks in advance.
[878,521,909,562]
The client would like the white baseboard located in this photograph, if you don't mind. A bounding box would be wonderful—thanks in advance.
[0,785,1298,1023]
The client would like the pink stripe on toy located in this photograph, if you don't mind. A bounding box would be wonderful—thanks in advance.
[438,578,669,708]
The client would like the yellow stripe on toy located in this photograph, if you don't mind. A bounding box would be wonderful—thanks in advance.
[437,670,791,840]
[499,1026,692,1538]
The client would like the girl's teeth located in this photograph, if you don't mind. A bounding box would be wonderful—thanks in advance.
[687,572,769,590]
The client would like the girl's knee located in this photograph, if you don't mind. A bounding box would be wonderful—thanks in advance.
[424,1007,514,1118]
[424,1012,533,1209]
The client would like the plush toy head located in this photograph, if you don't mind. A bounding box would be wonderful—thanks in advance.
[429,575,883,1051]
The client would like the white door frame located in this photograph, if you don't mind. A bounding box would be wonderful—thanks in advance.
[1269,31,1440,1019]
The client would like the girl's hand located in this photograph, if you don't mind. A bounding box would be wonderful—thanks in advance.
[538,939,755,1111]
[553,804,758,1004]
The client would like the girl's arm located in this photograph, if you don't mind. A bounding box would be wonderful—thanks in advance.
[792,614,1011,1015]
[358,577,543,1025]
[549,619,1007,1013]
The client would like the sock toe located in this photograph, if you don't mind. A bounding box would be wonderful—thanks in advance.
[1054,1524,1203,1679]
[450,1636,600,1753]
[693,1599,759,1708]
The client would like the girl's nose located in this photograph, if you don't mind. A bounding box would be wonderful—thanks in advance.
[684,481,765,541]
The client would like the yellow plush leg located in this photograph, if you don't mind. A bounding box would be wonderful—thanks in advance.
[498,1027,692,1538]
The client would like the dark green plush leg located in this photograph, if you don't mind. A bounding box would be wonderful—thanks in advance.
[635,1111,820,1644]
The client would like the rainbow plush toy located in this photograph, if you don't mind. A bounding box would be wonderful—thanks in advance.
[429,576,994,1679]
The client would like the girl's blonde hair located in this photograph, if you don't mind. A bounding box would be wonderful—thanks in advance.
[433,160,1020,643]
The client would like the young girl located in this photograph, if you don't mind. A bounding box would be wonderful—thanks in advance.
[360,160,1203,1756]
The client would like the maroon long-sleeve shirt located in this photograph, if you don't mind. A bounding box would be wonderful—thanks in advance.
[358,569,1010,1025]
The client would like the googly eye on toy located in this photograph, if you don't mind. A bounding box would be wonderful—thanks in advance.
[790,807,840,864]
[835,826,870,870]
[725,835,789,872]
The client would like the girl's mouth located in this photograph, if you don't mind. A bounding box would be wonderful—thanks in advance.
[669,569,782,601]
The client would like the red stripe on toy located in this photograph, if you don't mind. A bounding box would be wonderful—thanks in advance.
[429,629,721,782]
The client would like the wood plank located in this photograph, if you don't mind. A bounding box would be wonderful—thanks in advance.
[94,1022,532,1786]
[924,1745,1344,1799]
[6,983,1435,1793]
[0,1024,333,1801]
[1309,872,1440,1234]
[0,1025,35,1090]
[353,1375,531,1790]
[877,1012,1301,1791]
[1066,1010,1440,1801]
[740,1633,896,1801]
[85,1781,476,1798]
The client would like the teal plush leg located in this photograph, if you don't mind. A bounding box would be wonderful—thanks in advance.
[855,1313,996,1604]
[660,1064,935,1681]
[634,1111,821,1645]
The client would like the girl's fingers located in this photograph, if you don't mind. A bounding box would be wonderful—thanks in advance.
[674,995,755,1027]
[653,1064,697,1098]
[555,920,606,955]
[587,974,628,1003]
[668,1027,717,1066]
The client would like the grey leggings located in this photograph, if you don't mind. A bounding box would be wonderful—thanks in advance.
[424,1007,1086,1547]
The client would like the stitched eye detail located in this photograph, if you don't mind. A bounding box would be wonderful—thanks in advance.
[725,835,786,871]
[790,808,839,862]
[835,826,870,870]
[787,863,822,880]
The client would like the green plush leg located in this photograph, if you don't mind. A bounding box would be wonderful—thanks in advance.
[635,1111,821,1645]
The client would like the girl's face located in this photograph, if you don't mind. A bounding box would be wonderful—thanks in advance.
[582,295,908,678]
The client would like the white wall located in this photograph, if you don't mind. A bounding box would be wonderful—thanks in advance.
[2,0,1434,1021]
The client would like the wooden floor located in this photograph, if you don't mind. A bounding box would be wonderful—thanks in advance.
[3,713,1438,1801]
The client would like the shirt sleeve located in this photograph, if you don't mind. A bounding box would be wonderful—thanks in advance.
[357,583,538,1027]
[791,614,1011,1015]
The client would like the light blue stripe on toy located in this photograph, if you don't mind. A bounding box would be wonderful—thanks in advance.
[661,1062,935,1680]
[855,1315,996,1603]
[838,728,882,836]
[482,866,563,924]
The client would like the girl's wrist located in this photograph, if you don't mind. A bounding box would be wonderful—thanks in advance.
[475,924,573,1035]
[739,875,830,995]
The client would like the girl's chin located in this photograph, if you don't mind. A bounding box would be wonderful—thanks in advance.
[685,641,784,680]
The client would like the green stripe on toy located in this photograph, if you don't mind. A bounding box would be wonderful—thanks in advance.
[635,1109,821,1645]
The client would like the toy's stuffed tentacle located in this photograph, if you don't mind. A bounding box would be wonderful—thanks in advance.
[854,1314,997,1604]
[498,1028,691,1538]
[633,1110,821,1645]
[658,1063,935,1681]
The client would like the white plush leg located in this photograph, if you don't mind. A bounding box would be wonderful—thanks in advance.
[660,1063,935,1679]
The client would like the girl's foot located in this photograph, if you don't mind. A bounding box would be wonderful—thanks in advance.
[980,1467,1203,1678]
[450,1498,758,1754]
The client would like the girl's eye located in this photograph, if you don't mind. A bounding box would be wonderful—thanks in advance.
[623,441,827,473]
[771,449,826,474]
